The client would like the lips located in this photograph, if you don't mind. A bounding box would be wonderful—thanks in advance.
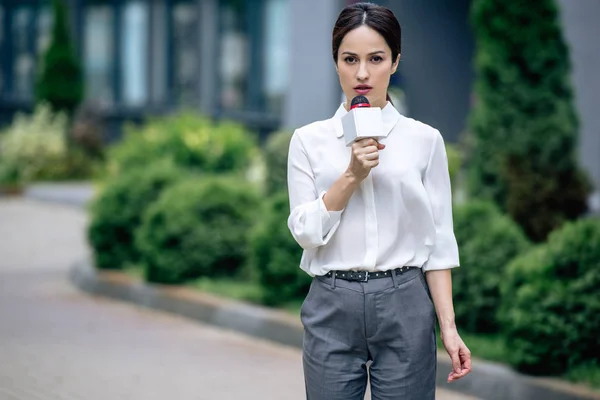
[354,85,373,95]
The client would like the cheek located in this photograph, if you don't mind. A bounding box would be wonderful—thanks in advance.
[337,67,353,87]
[373,66,391,85]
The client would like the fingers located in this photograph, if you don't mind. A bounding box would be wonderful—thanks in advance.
[354,138,384,148]
[355,138,379,147]
[349,138,385,179]
[362,151,379,161]
[450,352,462,376]
[447,367,471,382]
[447,345,472,382]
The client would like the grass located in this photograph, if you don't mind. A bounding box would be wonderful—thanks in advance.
[123,264,145,280]
[566,361,600,390]
[185,277,265,304]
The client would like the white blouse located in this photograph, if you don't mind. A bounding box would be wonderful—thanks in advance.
[286,102,460,277]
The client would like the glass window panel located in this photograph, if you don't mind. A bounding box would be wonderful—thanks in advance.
[0,4,4,95]
[84,4,114,105]
[171,1,198,105]
[37,5,53,56]
[121,1,149,106]
[263,0,289,116]
[219,0,249,111]
[11,7,35,101]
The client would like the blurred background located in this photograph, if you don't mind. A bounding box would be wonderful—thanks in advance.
[0,0,599,398]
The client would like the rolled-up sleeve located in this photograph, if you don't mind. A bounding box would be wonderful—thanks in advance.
[286,131,343,250]
[422,130,460,272]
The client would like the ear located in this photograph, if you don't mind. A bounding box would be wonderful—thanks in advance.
[391,54,400,75]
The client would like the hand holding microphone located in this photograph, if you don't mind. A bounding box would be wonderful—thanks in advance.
[348,138,385,182]
[343,96,386,182]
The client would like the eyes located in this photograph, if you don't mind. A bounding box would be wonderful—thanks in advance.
[343,55,384,64]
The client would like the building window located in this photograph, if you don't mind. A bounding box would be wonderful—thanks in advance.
[0,4,4,95]
[262,0,289,116]
[121,0,149,107]
[170,1,198,105]
[11,6,35,101]
[84,3,115,105]
[218,0,249,111]
[37,4,53,57]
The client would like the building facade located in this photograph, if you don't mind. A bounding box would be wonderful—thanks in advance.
[0,0,474,142]
[0,0,598,206]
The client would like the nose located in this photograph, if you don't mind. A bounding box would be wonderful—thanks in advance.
[356,61,369,82]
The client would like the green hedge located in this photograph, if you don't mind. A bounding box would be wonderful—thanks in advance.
[87,160,186,270]
[500,218,600,375]
[452,201,530,333]
[105,111,258,177]
[249,191,308,306]
[263,130,292,196]
[136,176,260,284]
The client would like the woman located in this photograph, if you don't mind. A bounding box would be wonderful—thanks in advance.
[286,3,472,399]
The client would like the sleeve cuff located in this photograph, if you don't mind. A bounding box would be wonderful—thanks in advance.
[318,190,343,235]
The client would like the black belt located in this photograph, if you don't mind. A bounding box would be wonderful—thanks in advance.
[325,266,418,282]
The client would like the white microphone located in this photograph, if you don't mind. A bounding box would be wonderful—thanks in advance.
[341,96,385,147]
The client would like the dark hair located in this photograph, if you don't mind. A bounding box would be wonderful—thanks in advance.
[332,3,401,64]
[332,3,401,103]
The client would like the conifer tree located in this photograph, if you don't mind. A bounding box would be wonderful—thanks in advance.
[467,0,590,241]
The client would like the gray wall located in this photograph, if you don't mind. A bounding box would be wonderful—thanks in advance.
[283,0,343,130]
[385,0,475,143]
[557,0,600,212]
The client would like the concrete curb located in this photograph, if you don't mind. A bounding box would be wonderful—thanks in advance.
[70,259,600,400]
[23,182,95,209]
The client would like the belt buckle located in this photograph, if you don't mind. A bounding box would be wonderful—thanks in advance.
[362,271,369,282]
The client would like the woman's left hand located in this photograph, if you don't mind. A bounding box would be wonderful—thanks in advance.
[441,327,472,382]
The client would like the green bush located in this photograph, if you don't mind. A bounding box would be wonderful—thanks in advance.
[0,103,96,184]
[105,111,258,177]
[36,0,83,116]
[250,191,308,306]
[445,142,463,197]
[87,160,186,270]
[499,218,600,375]
[452,201,530,333]
[467,0,590,241]
[263,130,293,195]
[136,176,260,284]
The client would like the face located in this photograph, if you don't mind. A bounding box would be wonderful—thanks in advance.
[336,25,399,109]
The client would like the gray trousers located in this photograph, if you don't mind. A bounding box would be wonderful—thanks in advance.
[300,267,437,400]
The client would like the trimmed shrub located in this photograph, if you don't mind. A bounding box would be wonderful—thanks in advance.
[499,218,600,375]
[136,176,260,284]
[87,160,186,270]
[36,0,83,116]
[467,0,590,241]
[452,201,530,333]
[250,191,308,306]
[264,130,292,195]
[105,111,258,177]
[445,142,462,188]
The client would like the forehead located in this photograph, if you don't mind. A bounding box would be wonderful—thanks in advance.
[339,25,390,53]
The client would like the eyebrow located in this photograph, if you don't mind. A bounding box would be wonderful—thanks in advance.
[342,50,385,56]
